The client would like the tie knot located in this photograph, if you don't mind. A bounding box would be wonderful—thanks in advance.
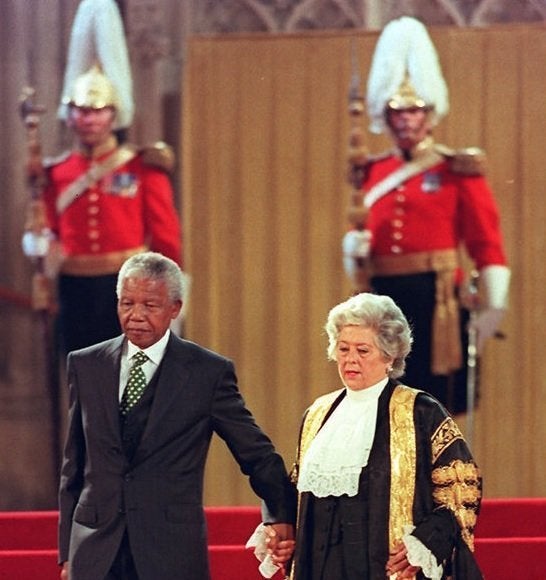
[132,351,148,366]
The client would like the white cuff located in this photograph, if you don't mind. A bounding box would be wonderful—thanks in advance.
[402,525,443,580]
[479,265,510,309]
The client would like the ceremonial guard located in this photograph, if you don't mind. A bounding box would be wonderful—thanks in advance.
[342,17,510,414]
[22,0,182,353]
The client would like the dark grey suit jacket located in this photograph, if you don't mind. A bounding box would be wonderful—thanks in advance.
[58,333,295,580]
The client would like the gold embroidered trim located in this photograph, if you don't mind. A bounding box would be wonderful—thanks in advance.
[289,389,343,580]
[389,385,418,552]
[431,459,481,551]
[431,417,464,464]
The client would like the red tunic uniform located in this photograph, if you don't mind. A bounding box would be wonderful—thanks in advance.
[365,153,506,268]
[360,145,507,414]
[43,146,182,267]
[42,142,182,352]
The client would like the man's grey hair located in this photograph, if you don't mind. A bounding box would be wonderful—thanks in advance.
[324,292,413,379]
[116,251,184,302]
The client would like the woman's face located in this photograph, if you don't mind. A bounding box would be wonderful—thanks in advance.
[335,325,393,391]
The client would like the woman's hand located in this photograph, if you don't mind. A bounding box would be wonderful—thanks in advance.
[386,541,421,579]
[265,523,296,569]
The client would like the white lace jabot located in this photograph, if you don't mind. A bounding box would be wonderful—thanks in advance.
[297,379,387,498]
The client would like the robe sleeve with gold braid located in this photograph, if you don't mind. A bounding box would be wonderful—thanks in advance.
[389,385,480,554]
[410,390,483,578]
[430,418,481,551]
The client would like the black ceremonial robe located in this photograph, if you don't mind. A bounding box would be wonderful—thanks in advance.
[289,380,483,580]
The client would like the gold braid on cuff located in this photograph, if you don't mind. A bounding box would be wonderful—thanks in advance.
[431,459,481,551]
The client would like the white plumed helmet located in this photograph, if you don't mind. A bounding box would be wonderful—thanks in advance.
[366,17,449,134]
[58,0,134,129]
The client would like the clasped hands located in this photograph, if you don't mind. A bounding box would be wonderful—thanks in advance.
[264,523,295,574]
[264,527,423,579]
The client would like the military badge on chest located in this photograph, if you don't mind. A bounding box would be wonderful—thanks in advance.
[104,172,139,197]
[421,171,441,193]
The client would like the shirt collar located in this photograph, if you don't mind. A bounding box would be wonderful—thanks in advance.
[126,330,171,366]
[345,377,388,402]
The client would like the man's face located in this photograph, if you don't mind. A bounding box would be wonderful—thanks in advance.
[386,107,431,150]
[117,276,182,349]
[68,106,116,148]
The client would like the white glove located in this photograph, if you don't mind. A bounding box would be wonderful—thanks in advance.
[479,265,511,309]
[469,265,511,353]
[342,229,372,282]
[472,308,506,354]
[21,229,53,258]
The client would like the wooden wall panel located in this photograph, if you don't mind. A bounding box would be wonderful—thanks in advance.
[518,26,546,492]
[473,27,528,495]
[182,25,546,504]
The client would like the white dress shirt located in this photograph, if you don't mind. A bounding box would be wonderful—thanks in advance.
[118,330,170,401]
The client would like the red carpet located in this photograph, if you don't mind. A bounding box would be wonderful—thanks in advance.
[0,499,545,579]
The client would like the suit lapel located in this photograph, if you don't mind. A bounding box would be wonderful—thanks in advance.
[98,336,125,442]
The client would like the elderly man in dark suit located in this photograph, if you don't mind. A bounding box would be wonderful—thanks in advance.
[58,251,296,580]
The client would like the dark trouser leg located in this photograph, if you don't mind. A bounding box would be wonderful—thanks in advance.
[372,272,470,414]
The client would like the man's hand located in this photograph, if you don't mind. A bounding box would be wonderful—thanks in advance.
[385,541,421,579]
[265,523,295,569]
[60,561,69,580]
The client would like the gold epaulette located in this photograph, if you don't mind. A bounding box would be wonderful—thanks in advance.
[42,150,71,169]
[140,141,175,173]
[435,144,486,176]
